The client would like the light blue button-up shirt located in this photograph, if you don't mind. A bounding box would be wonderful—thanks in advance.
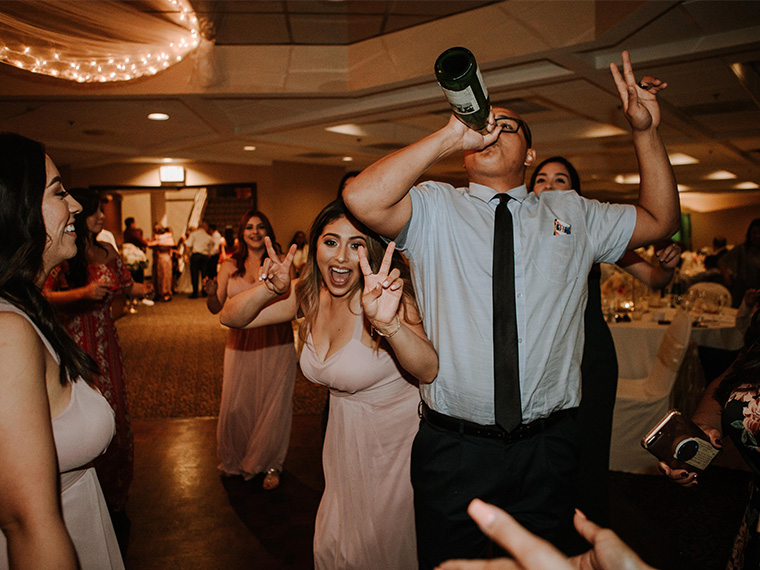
[395,180,636,424]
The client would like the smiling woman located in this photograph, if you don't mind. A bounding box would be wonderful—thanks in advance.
[0,133,124,569]
[43,188,150,541]
[217,199,438,569]
[205,209,297,491]
[40,157,79,275]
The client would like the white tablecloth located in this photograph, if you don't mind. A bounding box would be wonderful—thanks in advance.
[608,308,743,380]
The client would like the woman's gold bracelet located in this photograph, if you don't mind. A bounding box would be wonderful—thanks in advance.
[373,315,401,338]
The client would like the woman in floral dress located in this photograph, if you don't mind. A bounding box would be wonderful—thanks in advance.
[44,188,150,531]
[662,306,760,568]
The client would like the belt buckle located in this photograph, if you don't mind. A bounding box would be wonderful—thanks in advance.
[505,421,535,442]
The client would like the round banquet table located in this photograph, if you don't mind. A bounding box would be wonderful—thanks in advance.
[608,307,743,380]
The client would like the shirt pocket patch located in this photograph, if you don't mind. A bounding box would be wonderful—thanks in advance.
[529,229,581,284]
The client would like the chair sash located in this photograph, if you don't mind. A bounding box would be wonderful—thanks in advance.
[656,330,689,372]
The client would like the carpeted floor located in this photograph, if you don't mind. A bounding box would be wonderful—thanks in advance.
[116,294,327,419]
[609,467,750,570]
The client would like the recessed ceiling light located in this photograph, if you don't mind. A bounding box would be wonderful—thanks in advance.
[243,145,256,151]
[614,174,640,184]
[668,153,698,165]
[735,181,760,190]
[705,170,736,180]
[582,124,627,138]
[342,156,353,162]
[326,124,368,137]
[148,112,169,121]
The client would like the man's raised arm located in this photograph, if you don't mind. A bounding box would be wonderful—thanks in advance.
[611,51,680,249]
[343,114,500,239]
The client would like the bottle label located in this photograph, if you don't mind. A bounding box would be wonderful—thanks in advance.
[440,85,479,114]
[439,68,488,115]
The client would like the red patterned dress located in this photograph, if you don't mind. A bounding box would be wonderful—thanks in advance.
[45,255,134,509]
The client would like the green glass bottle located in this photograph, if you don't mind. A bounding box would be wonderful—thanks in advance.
[435,46,490,133]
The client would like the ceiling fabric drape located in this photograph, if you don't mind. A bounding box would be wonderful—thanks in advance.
[0,0,201,82]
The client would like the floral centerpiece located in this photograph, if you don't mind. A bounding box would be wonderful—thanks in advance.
[601,264,633,301]
[122,242,147,272]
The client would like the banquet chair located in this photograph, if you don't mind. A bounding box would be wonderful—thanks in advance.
[609,309,692,474]
[685,282,732,311]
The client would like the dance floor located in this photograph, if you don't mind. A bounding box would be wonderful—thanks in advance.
[119,294,750,570]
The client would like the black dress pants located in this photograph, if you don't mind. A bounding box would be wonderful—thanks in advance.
[411,410,580,569]
[206,253,220,279]
[189,253,209,295]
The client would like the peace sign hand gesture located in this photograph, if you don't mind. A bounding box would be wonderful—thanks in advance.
[610,50,668,132]
[259,236,296,295]
[359,241,403,334]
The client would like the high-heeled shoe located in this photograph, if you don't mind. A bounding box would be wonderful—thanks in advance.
[262,468,280,490]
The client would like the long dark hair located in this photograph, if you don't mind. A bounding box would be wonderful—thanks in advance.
[0,133,98,385]
[231,210,278,277]
[745,218,760,246]
[295,198,418,347]
[528,156,582,195]
[65,188,108,288]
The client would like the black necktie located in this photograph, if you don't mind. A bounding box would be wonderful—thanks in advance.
[493,194,521,432]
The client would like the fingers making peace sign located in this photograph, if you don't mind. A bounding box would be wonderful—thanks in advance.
[610,50,668,132]
[358,241,404,334]
[258,236,296,295]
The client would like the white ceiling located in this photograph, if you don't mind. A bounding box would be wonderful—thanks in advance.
[1,0,759,206]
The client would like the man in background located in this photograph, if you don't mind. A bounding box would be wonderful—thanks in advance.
[184,221,215,299]
[207,223,222,280]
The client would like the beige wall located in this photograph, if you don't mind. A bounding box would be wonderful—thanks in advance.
[690,206,760,251]
[67,159,760,257]
[69,160,347,247]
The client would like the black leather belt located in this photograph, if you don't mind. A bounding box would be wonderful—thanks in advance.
[420,402,572,443]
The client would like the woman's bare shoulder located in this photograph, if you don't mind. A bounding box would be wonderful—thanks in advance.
[0,311,45,374]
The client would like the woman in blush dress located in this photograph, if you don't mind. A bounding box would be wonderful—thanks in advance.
[43,188,150,539]
[220,199,438,569]
[0,133,123,569]
[529,156,680,531]
[151,226,176,301]
[289,230,309,276]
[206,210,297,490]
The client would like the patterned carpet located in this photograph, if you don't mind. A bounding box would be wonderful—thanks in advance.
[116,294,327,419]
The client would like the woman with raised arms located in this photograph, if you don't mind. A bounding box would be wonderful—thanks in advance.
[220,199,438,569]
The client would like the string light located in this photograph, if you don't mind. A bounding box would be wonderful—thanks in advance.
[0,0,201,83]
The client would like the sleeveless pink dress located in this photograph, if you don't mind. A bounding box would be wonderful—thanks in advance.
[300,314,420,569]
[0,300,123,570]
[216,274,297,478]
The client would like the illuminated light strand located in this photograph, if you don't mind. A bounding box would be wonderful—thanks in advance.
[0,0,200,83]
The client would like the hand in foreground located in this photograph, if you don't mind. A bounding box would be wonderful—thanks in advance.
[610,50,668,132]
[436,499,657,570]
[258,237,296,295]
[654,242,681,269]
[359,241,403,335]
[658,423,722,487]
